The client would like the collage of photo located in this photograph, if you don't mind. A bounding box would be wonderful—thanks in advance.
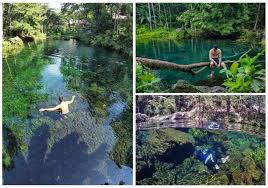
[1,1,266,186]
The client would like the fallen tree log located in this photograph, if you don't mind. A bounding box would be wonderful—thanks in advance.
[137,57,265,75]
[136,57,238,75]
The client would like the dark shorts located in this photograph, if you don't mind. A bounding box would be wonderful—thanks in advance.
[212,58,219,65]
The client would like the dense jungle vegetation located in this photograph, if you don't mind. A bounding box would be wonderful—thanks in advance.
[136,3,265,93]
[3,3,132,57]
[136,95,265,185]
[137,3,265,43]
[2,3,133,175]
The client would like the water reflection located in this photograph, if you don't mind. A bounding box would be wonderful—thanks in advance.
[137,111,265,138]
[3,40,133,185]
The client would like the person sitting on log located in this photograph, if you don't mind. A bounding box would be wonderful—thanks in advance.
[209,45,227,79]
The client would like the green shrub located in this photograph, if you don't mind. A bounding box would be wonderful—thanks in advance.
[220,50,265,92]
[136,63,161,93]
[3,37,24,58]
[136,26,178,42]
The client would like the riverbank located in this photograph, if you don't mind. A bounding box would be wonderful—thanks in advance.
[137,26,178,42]
[49,27,132,57]
[137,26,265,49]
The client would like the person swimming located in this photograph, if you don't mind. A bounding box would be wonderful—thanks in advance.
[195,146,229,170]
[39,95,76,118]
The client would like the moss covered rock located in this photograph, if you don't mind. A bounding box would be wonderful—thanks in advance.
[232,171,253,185]
[207,173,229,185]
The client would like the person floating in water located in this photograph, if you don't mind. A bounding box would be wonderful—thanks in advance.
[195,147,229,170]
[39,95,76,118]
[209,45,227,79]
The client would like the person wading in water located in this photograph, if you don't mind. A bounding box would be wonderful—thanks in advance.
[39,95,76,118]
[209,45,227,79]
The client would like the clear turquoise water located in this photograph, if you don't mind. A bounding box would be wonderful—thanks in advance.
[136,39,249,86]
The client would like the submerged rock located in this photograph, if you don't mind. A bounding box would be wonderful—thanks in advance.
[136,113,149,123]
[195,86,227,93]
[172,80,201,93]
[156,128,195,145]
[172,80,227,93]
[207,173,229,185]
[231,155,262,184]
[232,171,253,185]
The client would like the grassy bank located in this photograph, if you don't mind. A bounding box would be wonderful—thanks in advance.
[137,26,178,42]
[137,25,265,49]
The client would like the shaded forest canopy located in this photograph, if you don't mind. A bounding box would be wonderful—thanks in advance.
[137,3,265,43]
[3,3,133,56]
[136,3,265,93]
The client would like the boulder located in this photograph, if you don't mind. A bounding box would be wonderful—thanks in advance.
[172,80,201,93]
[136,113,149,123]
[172,80,227,93]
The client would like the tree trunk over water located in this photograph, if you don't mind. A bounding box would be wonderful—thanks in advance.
[136,57,263,75]
[136,57,234,74]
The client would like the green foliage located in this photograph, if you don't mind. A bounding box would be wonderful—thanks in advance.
[2,123,27,169]
[3,3,48,40]
[137,3,265,45]
[189,128,208,140]
[3,44,49,169]
[137,26,178,41]
[4,3,132,56]
[137,124,265,185]
[136,63,161,93]
[3,149,12,169]
[91,29,132,56]
[238,30,265,48]
[60,3,132,56]
[177,4,251,38]
[220,51,265,92]
[149,162,176,185]
[251,146,265,162]
[2,37,24,58]
[175,157,209,185]
[110,108,133,167]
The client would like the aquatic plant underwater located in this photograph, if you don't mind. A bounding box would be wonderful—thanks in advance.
[136,128,265,185]
[136,95,265,185]
[3,40,133,185]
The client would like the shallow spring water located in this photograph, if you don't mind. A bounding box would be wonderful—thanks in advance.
[3,39,132,185]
